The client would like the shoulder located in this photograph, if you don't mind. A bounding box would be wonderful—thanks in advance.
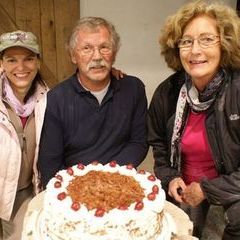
[114,75,146,96]
[154,71,184,93]
[151,71,184,101]
[118,74,145,88]
[230,69,240,89]
[47,74,77,99]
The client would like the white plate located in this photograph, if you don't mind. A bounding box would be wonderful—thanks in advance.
[22,208,50,240]
[23,209,178,240]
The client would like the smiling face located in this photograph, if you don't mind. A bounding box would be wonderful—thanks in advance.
[71,26,116,91]
[179,15,221,91]
[1,46,39,100]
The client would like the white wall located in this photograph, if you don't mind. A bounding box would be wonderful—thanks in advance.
[80,0,236,102]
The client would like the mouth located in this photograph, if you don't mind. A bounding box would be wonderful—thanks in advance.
[14,73,29,78]
[89,66,107,72]
[189,60,207,64]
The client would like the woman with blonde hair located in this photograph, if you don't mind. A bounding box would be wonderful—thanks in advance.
[148,1,240,239]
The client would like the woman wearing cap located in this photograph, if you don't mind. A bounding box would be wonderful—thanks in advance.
[148,1,240,239]
[0,30,48,239]
[0,30,124,239]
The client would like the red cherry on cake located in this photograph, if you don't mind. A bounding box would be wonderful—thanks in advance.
[55,175,63,181]
[77,163,85,170]
[152,185,159,194]
[57,192,66,201]
[134,201,144,210]
[148,175,156,181]
[138,169,146,174]
[126,164,133,170]
[95,208,105,217]
[92,161,99,165]
[71,202,81,211]
[109,160,117,167]
[54,181,62,188]
[147,192,156,201]
[55,174,63,182]
[67,167,74,175]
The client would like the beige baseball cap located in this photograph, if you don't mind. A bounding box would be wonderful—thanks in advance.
[0,30,40,54]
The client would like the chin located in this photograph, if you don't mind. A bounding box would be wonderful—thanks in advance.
[90,73,109,82]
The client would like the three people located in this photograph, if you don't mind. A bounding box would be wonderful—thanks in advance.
[148,1,240,239]
[0,31,48,239]
[38,17,148,188]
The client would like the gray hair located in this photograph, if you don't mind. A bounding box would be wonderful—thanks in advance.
[67,17,121,53]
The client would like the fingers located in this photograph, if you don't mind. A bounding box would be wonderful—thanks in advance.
[168,177,187,203]
[182,182,205,207]
[111,67,125,80]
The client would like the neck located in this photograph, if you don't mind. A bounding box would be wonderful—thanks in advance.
[78,74,111,92]
[12,88,28,103]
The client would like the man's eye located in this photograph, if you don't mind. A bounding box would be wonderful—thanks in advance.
[100,46,110,51]
[83,46,91,50]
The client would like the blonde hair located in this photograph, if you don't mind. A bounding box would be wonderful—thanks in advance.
[160,0,240,71]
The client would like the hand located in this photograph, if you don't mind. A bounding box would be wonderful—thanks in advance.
[168,177,187,203]
[182,182,205,207]
[111,67,125,80]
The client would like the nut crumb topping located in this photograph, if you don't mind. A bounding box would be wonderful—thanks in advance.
[67,170,144,211]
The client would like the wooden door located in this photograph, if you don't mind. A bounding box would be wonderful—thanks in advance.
[0,0,80,88]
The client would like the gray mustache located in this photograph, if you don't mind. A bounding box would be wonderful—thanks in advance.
[88,61,107,69]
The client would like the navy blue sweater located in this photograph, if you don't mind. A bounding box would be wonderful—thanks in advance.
[38,73,148,187]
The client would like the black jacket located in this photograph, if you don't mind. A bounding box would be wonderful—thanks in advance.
[148,70,240,208]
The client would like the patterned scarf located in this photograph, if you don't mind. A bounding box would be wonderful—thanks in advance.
[170,69,226,167]
[1,72,36,117]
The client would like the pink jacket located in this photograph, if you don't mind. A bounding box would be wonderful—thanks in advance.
[0,79,48,221]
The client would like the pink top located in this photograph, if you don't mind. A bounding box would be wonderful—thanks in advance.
[180,111,218,185]
[20,116,28,128]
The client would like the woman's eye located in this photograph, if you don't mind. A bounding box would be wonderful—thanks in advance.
[6,59,16,63]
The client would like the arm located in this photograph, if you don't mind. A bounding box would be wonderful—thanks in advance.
[113,80,148,167]
[200,170,240,207]
[38,95,65,188]
[200,78,240,207]
[147,81,181,191]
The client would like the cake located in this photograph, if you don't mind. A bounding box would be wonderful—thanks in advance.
[41,161,176,240]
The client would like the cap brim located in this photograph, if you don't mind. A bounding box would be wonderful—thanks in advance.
[0,43,40,54]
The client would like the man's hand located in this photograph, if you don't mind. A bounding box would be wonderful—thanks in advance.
[182,182,205,207]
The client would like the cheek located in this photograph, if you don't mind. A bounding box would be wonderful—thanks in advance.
[179,52,188,67]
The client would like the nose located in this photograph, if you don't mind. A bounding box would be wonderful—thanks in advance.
[191,39,202,53]
[91,47,102,60]
[15,61,25,70]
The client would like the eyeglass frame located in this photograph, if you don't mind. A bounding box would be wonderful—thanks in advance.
[76,43,114,56]
[177,33,220,49]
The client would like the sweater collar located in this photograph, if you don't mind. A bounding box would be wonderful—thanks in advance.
[71,71,120,94]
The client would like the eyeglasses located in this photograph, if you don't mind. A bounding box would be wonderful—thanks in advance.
[178,33,220,49]
[78,44,113,56]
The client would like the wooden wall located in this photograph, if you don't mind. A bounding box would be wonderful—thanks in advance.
[0,0,80,88]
